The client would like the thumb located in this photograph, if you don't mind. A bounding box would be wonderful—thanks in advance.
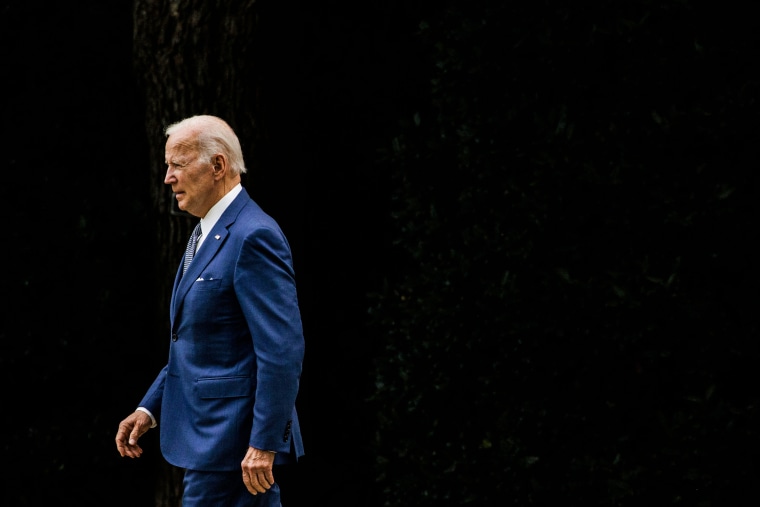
[129,421,145,446]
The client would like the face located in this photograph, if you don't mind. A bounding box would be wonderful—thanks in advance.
[164,130,217,218]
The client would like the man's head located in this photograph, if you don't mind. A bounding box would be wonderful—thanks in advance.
[164,115,247,218]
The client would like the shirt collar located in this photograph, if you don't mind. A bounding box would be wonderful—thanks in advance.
[197,183,242,245]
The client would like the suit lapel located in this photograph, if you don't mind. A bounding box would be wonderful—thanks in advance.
[170,189,250,320]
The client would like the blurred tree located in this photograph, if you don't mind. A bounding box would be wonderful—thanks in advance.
[132,0,262,504]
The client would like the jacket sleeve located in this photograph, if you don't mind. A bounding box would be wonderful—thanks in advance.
[138,365,168,424]
[235,225,305,452]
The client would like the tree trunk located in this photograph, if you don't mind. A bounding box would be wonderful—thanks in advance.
[132,1,260,505]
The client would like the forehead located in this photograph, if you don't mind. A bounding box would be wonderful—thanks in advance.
[165,132,199,158]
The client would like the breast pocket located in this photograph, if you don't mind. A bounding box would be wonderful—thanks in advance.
[192,277,222,291]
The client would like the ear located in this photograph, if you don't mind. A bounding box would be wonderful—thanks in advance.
[211,154,227,178]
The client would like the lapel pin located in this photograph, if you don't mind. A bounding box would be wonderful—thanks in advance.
[215,234,221,240]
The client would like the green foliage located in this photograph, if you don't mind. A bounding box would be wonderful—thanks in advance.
[367,1,758,505]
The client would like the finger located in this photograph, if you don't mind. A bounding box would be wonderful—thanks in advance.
[242,471,263,495]
[115,434,125,456]
[115,424,132,457]
[119,441,143,458]
[130,443,144,457]
[254,472,271,493]
[117,444,141,458]
[256,472,273,491]
[263,470,275,488]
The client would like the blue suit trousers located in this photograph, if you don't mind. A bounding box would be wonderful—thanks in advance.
[182,469,281,507]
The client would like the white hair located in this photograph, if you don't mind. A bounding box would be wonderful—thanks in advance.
[165,115,248,175]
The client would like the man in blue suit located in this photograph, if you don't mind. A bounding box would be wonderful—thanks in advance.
[116,115,305,506]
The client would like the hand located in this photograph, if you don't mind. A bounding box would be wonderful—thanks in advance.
[115,410,152,458]
[241,446,276,495]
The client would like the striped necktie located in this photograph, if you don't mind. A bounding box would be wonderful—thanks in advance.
[182,223,202,274]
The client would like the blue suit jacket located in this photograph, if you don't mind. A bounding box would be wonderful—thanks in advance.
[139,188,305,471]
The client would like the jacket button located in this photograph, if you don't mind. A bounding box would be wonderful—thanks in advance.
[171,333,178,342]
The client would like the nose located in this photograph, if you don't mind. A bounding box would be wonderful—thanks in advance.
[164,166,175,184]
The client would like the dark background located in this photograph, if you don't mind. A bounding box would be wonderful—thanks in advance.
[2,1,758,506]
